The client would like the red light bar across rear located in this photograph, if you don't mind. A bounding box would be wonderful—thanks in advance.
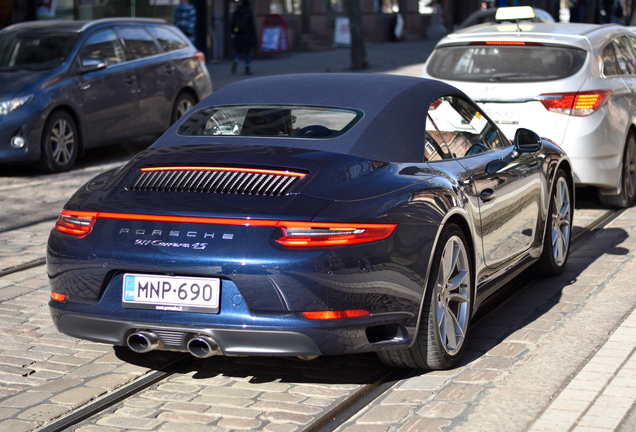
[469,41,543,46]
[55,211,397,246]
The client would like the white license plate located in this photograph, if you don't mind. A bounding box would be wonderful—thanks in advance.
[122,274,220,314]
[480,104,520,125]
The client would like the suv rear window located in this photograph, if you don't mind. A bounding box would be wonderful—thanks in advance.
[426,44,587,82]
[177,105,362,139]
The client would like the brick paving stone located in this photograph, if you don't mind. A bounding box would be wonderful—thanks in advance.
[416,400,467,418]
[111,406,159,418]
[140,390,195,402]
[158,423,225,432]
[156,411,218,424]
[0,407,19,417]
[68,363,118,378]
[31,377,83,392]
[85,373,135,389]
[486,342,528,358]
[161,401,210,413]
[263,423,300,432]
[356,405,411,424]
[288,384,353,398]
[259,392,305,403]
[342,424,390,432]
[259,411,314,425]
[205,405,263,419]
[30,361,77,374]
[469,356,515,370]
[18,403,68,422]
[0,419,39,432]
[0,390,52,408]
[303,397,334,407]
[435,383,482,402]
[217,417,261,429]
[156,382,201,393]
[199,386,260,398]
[381,389,435,405]
[397,417,451,432]
[398,374,449,391]
[453,369,500,384]
[251,400,322,415]
[50,386,106,406]
[75,426,123,432]
[232,381,291,392]
[97,416,164,429]
[191,395,255,408]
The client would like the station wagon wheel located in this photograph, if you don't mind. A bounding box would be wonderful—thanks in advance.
[599,133,636,208]
[171,92,196,125]
[534,169,572,276]
[377,223,473,369]
[36,110,78,173]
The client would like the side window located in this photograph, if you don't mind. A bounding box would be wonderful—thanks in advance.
[602,43,619,76]
[147,26,188,52]
[427,96,507,160]
[79,29,124,66]
[118,27,160,60]
[611,37,636,75]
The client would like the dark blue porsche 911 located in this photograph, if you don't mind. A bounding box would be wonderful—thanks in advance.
[47,74,573,369]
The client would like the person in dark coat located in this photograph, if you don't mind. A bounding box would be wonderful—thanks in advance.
[231,0,257,75]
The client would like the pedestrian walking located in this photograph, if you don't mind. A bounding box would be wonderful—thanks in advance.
[231,0,257,75]
[174,0,197,44]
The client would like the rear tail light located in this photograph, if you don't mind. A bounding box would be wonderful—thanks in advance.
[275,222,397,247]
[469,41,543,46]
[194,51,206,63]
[51,292,66,302]
[54,210,97,237]
[539,90,612,116]
[303,310,370,320]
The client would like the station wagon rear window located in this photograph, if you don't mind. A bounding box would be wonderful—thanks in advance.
[177,105,362,139]
[426,44,587,82]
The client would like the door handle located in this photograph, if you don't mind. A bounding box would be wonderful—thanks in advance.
[162,65,176,74]
[480,188,496,202]
[124,75,136,84]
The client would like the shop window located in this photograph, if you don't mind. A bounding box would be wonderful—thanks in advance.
[270,0,301,15]
[327,0,344,14]
[376,0,399,13]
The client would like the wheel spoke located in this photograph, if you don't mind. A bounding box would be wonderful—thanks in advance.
[446,269,468,292]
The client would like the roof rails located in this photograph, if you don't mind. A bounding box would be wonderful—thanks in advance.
[80,17,167,31]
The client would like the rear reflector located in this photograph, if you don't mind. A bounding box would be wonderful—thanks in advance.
[275,222,397,247]
[51,292,66,302]
[303,310,370,320]
[54,210,396,246]
[55,211,98,237]
[539,90,612,116]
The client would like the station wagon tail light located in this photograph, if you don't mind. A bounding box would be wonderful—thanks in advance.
[275,222,397,247]
[195,51,206,63]
[303,310,370,320]
[55,210,98,237]
[538,90,612,116]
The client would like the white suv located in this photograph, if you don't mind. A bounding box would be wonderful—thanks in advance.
[421,22,636,207]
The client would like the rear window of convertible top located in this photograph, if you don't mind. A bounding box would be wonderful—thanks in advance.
[177,105,363,139]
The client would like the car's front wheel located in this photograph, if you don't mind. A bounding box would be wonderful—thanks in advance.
[599,132,636,208]
[35,110,78,173]
[377,223,473,369]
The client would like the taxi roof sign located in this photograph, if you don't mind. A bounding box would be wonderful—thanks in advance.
[495,6,536,21]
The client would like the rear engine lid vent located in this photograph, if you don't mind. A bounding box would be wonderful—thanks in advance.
[129,166,306,196]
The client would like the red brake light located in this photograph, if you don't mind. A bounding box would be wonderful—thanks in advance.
[275,222,397,247]
[539,90,612,116]
[51,292,66,302]
[55,211,97,237]
[195,51,206,63]
[469,41,543,46]
[303,310,370,320]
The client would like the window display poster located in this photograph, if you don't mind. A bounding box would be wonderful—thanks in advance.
[334,16,351,47]
[37,0,56,18]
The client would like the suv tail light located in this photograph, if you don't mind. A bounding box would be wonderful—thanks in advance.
[303,310,370,320]
[539,90,612,116]
[195,51,206,63]
[55,210,97,237]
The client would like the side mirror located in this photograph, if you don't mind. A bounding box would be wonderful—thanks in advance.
[514,128,543,153]
[79,58,108,73]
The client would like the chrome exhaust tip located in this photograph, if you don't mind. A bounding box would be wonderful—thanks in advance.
[187,335,221,358]
[126,331,159,353]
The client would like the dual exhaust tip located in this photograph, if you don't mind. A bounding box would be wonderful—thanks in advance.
[126,331,221,358]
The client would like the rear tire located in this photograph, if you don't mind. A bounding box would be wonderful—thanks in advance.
[534,169,572,277]
[377,223,473,369]
[598,132,636,208]
[35,111,78,173]
[171,92,196,125]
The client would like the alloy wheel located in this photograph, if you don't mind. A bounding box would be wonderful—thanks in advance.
[50,118,75,165]
[436,235,471,355]
[551,176,571,266]
[176,99,193,120]
[624,136,636,202]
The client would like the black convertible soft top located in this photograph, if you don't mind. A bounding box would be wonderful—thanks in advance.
[153,73,467,163]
